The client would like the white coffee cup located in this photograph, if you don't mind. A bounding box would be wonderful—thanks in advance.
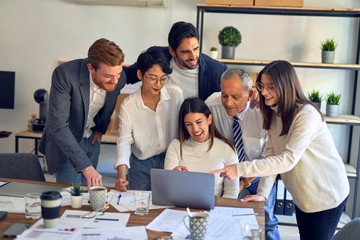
[89,186,107,211]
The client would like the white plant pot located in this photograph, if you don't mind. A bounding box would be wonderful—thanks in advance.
[321,50,335,64]
[210,51,219,59]
[71,195,83,209]
[326,104,339,117]
[311,101,321,110]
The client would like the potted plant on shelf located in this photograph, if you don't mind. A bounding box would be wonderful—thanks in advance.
[218,26,242,59]
[326,91,341,117]
[70,183,84,209]
[321,38,337,64]
[210,47,219,59]
[307,89,322,109]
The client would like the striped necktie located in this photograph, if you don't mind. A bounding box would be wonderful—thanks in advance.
[233,115,245,162]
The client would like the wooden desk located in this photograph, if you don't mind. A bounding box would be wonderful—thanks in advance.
[15,130,118,155]
[0,179,265,239]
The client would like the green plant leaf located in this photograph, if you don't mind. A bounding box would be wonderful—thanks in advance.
[218,26,242,47]
[321,38,337,51]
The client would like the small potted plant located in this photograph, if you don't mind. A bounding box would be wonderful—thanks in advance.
[218,26,242,59]
[307,89,322,109]
[210,47,218,59]
[70,183,84,209]
[326,91,341,117]
[320,38,337,63]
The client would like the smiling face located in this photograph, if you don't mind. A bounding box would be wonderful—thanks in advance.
[184,112,212,143]
[88,63,122,92]
[138,64,167,96]
[169,37,199,70]
[260,73,279,106]
[221,76,252,117]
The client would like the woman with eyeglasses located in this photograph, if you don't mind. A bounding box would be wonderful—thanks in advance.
[211,60,349,239]
[114,48,183,191]
[165,97,239,199]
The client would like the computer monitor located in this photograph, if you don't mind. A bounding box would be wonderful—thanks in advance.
[0,71,15,109]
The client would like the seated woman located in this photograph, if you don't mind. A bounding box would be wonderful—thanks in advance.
[114,48,183,191]
[165,97,239,199]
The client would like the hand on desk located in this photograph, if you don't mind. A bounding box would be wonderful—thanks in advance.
[240,194,266,202]
[115,177,129,191]
[83,165,103,189]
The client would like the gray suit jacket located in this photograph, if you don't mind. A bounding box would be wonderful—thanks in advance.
[39,58,126,174]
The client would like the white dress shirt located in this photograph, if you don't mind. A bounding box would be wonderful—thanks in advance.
[83,75,106,138]
[114,84,184,169]
[206,92,267,161]
[165,137,239,199]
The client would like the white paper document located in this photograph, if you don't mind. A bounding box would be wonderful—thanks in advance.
[18,210,131,240]
[109,189,171,212]
[0,195,25,213]
[146,207,259,240]
[146,209,188,232]
[78,226,147,240]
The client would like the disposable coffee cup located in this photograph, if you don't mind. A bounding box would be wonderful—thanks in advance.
[40,191,62,228]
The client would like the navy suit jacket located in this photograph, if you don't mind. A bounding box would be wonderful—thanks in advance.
[39,58,126,174]
[124,46,227,100]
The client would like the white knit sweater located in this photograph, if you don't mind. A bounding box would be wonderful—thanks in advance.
[236,104,349,212]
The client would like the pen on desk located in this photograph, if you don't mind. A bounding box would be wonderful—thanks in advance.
[117,194,122,205]
[94,218,119,221]
[233,212,260,217]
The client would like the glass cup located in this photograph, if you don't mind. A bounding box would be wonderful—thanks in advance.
[133,191,151,216]
[25,192,41,219]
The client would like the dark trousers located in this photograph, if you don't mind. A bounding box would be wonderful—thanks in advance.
[295,197,347,240]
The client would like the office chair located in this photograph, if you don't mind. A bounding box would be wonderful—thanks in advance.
[0,153,45,181]
[331,217,360,240]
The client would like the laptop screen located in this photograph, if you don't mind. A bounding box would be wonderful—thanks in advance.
[151,169,215,210]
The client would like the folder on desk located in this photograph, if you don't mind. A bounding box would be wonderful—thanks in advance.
[275,179,285,215]
[284,188,295,216]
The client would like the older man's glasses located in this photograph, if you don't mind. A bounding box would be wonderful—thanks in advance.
[144,74,169,85]
[255,82,276,93]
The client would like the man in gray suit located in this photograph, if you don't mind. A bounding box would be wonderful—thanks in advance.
[39,38,126,189]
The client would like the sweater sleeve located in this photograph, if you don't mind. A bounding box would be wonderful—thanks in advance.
[164,139,181,170]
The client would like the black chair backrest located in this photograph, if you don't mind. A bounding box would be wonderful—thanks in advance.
[0,153,45,181]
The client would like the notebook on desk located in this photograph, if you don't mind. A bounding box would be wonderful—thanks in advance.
[150,169,215,210]
[0,181,63,197]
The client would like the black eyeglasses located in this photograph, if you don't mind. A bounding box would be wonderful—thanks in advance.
[144,74,169,85]
[255,82,276,92]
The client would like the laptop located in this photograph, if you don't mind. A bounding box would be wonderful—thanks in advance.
[0,181,63,197]
[150,169,215,210]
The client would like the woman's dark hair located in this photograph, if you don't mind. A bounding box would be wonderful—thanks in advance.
[136,48,172,75]
[178,97,235,158]
[256,60,324,135]
[168,21,199,52]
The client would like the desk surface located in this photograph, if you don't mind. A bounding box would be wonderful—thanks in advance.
[15,130,118,144]
[0,179,265,239]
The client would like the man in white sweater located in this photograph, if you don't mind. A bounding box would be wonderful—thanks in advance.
[206,68,279,240]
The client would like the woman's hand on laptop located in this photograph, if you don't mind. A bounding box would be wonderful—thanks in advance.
[209,164,238,180]
[173,166,189,171]
[115,178,128,192]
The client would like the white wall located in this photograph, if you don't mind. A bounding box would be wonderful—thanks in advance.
[0,0,360,213]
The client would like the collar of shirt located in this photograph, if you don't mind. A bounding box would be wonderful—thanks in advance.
[135,85,171,109]
[234,101,250,121]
